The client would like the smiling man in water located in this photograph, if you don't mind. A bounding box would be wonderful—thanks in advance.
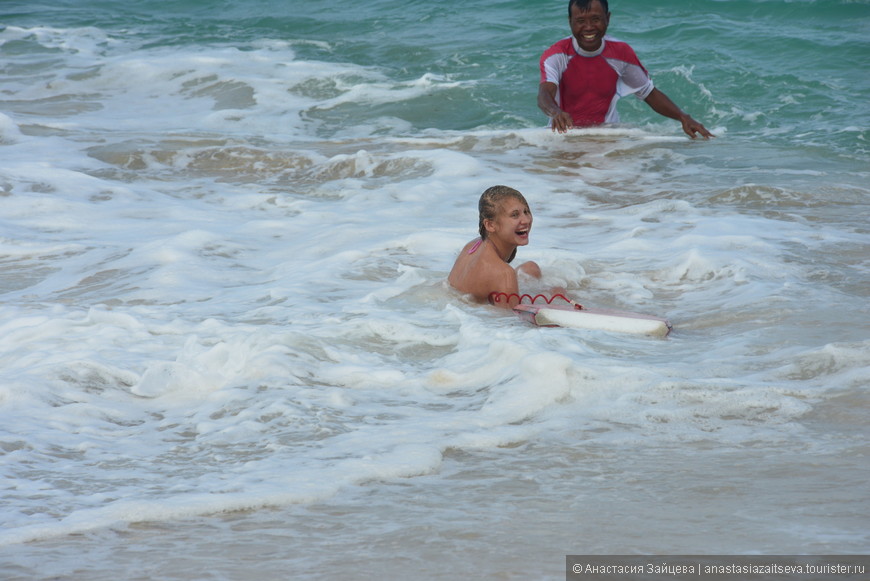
[537,0,713,138]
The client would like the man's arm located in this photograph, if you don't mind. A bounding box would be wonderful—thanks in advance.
[537,82,574,134]
[643,88,713,139]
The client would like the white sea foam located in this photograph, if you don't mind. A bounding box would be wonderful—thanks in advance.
[1,14,868,573]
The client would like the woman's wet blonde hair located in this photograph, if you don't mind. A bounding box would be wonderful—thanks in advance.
[478,185,529,263]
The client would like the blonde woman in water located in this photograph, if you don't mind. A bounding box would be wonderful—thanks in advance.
[449,185,565,308]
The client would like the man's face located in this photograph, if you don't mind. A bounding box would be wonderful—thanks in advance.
[569,1,610,52]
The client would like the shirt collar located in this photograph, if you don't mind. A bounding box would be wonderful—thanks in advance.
[571,36,606,57]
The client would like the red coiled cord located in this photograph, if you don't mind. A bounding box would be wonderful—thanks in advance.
[489,292,582,309]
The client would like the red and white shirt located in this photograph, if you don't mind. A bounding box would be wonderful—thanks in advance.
[540,35,654,126]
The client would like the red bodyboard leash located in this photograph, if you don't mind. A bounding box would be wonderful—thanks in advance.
[489,292,582,310]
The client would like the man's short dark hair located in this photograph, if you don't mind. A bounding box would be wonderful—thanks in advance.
[568,0,609,17]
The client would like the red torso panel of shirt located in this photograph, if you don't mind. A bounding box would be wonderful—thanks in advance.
[560,53,619,125]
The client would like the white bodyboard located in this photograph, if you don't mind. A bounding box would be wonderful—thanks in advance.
[513,304,671,337]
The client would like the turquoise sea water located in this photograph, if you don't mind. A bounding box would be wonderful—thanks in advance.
[1,1,868,579]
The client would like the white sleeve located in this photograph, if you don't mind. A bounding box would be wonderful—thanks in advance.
[542,53,570,86]
[606,58,655,100]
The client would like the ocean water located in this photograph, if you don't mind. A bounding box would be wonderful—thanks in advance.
[1,0,868,578]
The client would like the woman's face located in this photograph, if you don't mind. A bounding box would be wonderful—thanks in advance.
[488,197,532,246]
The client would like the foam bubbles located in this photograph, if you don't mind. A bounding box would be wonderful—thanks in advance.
[1,12,867,559]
